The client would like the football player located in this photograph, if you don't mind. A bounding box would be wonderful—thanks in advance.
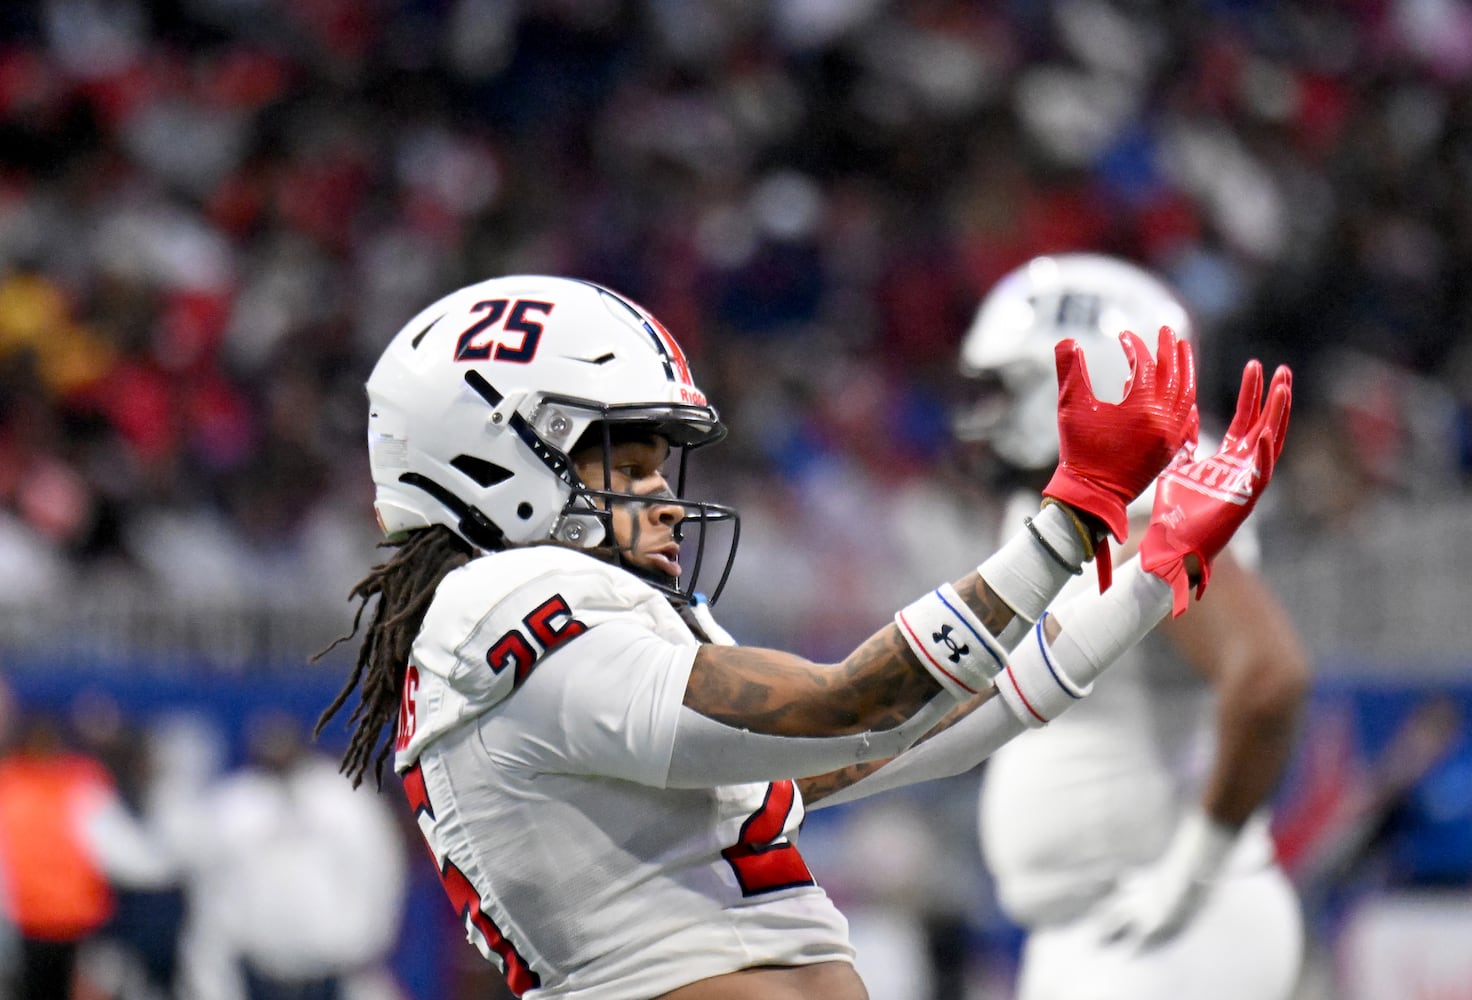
[317,273,1290,1000]
[956,254,1310,1000]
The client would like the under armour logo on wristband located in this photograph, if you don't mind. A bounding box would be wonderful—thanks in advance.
[933,625,969,663]
[896,584,1009,700]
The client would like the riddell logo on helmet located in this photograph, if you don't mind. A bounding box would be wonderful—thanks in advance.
[679,386,707,405]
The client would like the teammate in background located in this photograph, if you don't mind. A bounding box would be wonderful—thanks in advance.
[955,254,1310,1000]
[184,711,408,1000]
[316,274,1291,1000]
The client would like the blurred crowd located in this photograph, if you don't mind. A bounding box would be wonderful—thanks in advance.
[3,0,1472,652]
[0,676,411,1000]
[3,5,1472,999]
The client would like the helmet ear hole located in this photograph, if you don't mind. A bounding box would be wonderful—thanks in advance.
[517,502,534,520]
[451,455,514,488]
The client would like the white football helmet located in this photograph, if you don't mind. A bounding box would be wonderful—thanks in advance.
[955,253,1193,471]
[367,275,738,600]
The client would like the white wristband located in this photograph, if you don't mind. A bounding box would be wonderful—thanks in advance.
[895,584,1008,700]
[1049,559,1173,688]
[995,559,1173,727]
[996,614,1090,727]
[979,503,1088,645]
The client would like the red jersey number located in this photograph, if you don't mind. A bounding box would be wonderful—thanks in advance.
[486,594,588,687]
[395,664,420,751]
[401,764,541,996]
[721,780,816,896]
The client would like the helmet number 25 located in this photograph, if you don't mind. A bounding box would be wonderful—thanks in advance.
[454,299,554,364]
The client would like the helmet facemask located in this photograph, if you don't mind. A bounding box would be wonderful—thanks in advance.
[564,418,740,604]
[949,363,1058,491]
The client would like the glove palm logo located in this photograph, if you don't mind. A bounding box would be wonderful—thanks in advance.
[1142,360,1292,616]
[1160,453,1261,505]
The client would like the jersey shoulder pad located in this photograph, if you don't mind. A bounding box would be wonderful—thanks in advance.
[413,545,684,704]
[398,546,694,768]
[440,545,653,612]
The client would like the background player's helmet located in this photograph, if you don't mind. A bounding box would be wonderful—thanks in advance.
[955,253,1194,471]
[367,275,738,600]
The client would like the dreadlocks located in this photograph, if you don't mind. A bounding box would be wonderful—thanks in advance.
[315,525,473,788]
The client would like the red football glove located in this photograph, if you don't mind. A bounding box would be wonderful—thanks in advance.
[1043,326,1198,592]
[1141,361,1293,616]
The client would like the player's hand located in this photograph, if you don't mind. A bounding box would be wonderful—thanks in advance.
[1042,326,1197,591]
[1140,361,1292,616]
[1090,809,1237,951]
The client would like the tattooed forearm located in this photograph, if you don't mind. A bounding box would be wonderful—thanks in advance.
[796,692,993,805]
[952,571,1017,636]
[796,759,890,804]
[830,623,937,729]
[683,572,1017,739]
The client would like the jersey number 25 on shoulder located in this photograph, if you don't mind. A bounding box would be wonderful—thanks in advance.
[486,593,588,687]
[397,594,587,753]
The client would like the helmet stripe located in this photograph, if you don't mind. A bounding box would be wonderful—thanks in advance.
[576,279,693,386]
[637,321,676,381]
[641,316,693,386]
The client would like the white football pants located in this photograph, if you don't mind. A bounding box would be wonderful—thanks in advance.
[1012,865,1303,1000]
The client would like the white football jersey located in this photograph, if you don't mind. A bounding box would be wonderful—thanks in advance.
[394,545,851,999]
[979,486,1275,927]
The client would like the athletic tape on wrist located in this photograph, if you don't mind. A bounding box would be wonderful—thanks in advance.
[996,613,1091,728]
[1025,516,1083,573]
[995,616,1032,650]
[1041,496,1101,560]
[978,503,1088,632]
[894,584,1008,700]
[1048,560,1173,689]
[996,560,1174,728]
